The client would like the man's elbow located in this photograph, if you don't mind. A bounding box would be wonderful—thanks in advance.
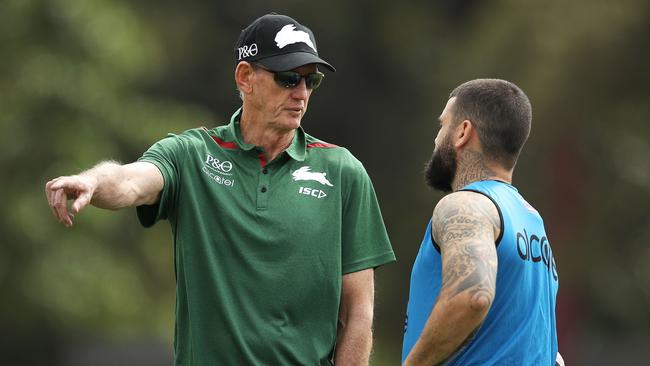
[340,304,373,331]
[350,306,374,326]
[469,289,494,315]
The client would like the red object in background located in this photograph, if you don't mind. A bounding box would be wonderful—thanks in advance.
[547,141,587,365]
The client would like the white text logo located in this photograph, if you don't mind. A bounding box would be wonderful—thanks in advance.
[202,167,234,187]
[237,43,258,59]
[299,187,327,199]
[205,154,233,175]
[274,25,316,51]
[202,154,235,187]
[292,166,333,186]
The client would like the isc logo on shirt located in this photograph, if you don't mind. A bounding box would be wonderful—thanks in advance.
[298,186,327,199]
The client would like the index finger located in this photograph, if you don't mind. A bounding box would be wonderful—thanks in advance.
[52,188,73,227]
[48,177,86,192]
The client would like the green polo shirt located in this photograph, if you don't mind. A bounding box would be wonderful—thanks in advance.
[136,109,395,365]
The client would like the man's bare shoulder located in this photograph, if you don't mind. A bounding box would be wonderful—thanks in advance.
[431,191,500,246]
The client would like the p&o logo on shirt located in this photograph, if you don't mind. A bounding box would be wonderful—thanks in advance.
[202,154,235,187]
[292,166,332,199]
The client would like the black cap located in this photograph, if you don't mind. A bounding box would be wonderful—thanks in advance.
[234,13,335,72]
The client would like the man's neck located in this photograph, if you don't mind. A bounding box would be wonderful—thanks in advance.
[239,113,295,162]
[452,150,512,191]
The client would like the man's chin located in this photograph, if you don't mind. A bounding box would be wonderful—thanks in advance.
[276,117,302,131]
[424,153,456,192]
[283,112,304,127]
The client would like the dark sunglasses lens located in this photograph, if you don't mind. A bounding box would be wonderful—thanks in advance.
[274,71,324,89]
[306,73,324,89]
[275,72,302,88]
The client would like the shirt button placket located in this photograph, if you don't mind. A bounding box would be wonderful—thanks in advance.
[257,166,270,210]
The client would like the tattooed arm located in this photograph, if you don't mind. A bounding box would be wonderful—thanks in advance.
[403,191,500,366]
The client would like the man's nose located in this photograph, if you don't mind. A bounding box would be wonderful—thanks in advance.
[291,78,310,99]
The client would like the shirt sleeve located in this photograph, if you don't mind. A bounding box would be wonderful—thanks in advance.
[136,133,185,227]
[340,158,396,274]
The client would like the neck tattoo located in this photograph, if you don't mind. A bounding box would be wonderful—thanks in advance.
[453,150,497,190]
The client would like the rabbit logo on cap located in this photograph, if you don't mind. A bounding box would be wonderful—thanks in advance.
[274,24,316,51]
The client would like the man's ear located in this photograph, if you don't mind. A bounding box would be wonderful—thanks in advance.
[454,120,474,148]
[235,62,255,94]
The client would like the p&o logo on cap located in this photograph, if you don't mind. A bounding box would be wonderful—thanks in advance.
[237,43,258,60]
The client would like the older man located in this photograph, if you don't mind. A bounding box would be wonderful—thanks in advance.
[46,13,395,365]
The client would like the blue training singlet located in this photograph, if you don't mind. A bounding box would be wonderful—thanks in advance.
[402,180,559,365]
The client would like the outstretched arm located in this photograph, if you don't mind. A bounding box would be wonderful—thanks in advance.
[403,191,500,365]
[335,268,374,366]
[45,160,163,227]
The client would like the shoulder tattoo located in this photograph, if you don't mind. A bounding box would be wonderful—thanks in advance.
[432,192,499,303]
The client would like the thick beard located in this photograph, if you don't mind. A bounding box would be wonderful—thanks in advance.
[424,138,457,193]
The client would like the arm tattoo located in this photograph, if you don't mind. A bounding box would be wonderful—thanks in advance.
[432,193,498,303]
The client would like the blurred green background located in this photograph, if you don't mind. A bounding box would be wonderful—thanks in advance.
[1,0,649,364]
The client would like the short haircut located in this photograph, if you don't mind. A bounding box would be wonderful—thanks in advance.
[449,79,532,170]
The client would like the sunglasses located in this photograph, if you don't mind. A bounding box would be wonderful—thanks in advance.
[255,64,325,90]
